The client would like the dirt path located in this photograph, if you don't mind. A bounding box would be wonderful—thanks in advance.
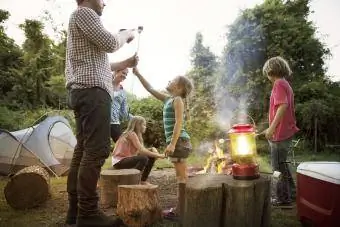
[0,169,179,227]
[99,168,178,220]
[1,170,300,227]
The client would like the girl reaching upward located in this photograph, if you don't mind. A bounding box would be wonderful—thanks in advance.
[133,67,193,219]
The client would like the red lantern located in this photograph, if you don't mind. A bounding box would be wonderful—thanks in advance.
[228,124,260,180]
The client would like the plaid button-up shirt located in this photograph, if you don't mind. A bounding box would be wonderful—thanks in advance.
[65,7,122,97]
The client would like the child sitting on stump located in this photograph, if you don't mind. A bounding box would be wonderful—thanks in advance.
[112,116,165,185]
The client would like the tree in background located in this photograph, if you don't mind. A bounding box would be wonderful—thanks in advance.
[1,1,340,152]
[0,9,67,110]
[0,9,67,130]
[40,9,68,108]
[128,97,165,148]
[17,19,55,108]
[0,10,23,108]
[296,81,340,151]
[46,30,67,108]
[187,32,221,146]
[219,0,339,151]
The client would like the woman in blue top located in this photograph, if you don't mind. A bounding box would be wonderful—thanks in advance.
[111,68,133,142]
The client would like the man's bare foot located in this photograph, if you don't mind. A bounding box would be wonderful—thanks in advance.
[141,181,153,185]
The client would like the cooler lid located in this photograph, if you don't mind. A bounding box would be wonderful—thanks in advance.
[297,162,340,185]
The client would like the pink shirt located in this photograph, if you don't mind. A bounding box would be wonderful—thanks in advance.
[111,132,143,166]
[269,79,299,141]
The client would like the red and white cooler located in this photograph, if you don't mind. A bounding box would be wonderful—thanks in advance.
[297,161,340,227]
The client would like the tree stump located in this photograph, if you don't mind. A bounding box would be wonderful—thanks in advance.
[117,184,162,227]
[183,174,226,227]
[183,174,271,227]
[99,169,141,208]
[4,165,50,210]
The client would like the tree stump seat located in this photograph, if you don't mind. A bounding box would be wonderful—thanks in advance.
[117,184,162,227]
[99,169,141,208]
[183,174,271,227]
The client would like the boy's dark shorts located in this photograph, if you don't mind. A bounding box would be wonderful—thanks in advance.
[168,138,192,163]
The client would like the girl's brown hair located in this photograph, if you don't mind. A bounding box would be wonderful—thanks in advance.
[177,76,194,99]
[177,76,194,121]
[122,116,146,144]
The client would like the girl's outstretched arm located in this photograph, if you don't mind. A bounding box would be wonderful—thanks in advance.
[132,67,169,102]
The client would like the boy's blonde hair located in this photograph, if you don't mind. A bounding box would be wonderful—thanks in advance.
[263,56,292,78]
[122,116,146,144]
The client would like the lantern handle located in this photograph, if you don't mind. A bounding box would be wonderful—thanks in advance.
[248,115,256,128]
[231,114,256,129]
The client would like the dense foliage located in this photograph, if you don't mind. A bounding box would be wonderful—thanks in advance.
[189,0,340,151]
[1,0,339,152]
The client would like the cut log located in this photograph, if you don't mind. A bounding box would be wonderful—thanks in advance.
[99,169,141,208]
[183,174,226,227]
[183,174,271,227]
[223,175,271,227]
[4,165,50,210]
[117,184,162,227]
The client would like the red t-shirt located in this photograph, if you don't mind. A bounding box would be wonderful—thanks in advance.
[269,79,299,141]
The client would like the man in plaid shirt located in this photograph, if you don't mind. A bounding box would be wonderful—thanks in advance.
[65,1,137,226]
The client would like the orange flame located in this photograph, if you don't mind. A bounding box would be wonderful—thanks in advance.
[196,140,233,175]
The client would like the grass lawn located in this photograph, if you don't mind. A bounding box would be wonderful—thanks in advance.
[0,151,339,227]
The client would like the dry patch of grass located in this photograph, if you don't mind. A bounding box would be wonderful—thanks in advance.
[271,206,300,227]
[0,176,68,227]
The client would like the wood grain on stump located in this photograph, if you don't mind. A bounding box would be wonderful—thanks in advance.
[99,169,140,208]
[183,174,226,227]
[183,174,271,227]
[4,165,50,210]
[117,184,162,227]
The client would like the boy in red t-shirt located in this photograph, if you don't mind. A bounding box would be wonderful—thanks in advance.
[262,56,299,208]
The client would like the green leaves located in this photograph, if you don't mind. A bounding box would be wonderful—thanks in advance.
[218,0,339,151]
[187,32,220,145]
[0,10,67,110]
[127,97,165,147]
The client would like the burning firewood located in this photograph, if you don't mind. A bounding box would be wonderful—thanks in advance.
[196,139,234,175]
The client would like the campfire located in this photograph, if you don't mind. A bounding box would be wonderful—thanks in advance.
[194,139,233,175]
[188,122,260,180]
